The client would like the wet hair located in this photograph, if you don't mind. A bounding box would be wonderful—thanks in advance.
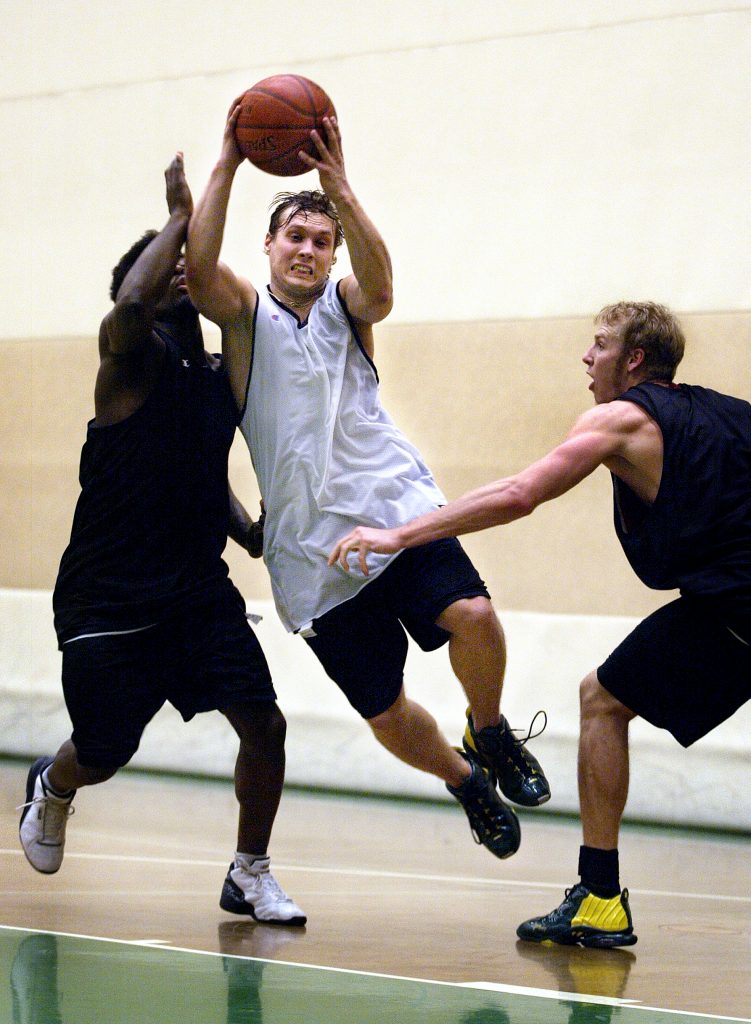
[595,301,686,382]
[109,230,158,301]
[267,190,344,250]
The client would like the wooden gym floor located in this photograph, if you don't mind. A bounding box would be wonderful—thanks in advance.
[0,760,748,1022]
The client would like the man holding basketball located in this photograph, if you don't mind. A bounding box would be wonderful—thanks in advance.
[329,301,751,947]
[186,102,550,863]
[18,153,305,927]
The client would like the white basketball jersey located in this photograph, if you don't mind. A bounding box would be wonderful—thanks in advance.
[239,281,445,632]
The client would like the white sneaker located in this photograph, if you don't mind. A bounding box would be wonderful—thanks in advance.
[18,757,75,874]
[219,856,307,925]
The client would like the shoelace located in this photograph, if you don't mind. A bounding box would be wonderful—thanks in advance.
[464,786,509,838]
[16,795,75,813]
[533,886,579,923]
[17,796,75,835]
[259,872,294,904]
[510,709,547,745]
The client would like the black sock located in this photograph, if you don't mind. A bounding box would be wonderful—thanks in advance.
[578,845,620,898]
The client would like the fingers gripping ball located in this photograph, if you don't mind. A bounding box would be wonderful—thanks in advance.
[234,75,336,177]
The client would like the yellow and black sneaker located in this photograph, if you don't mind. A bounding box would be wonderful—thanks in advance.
[463,709,551,807]
[516,884,637,948]
[447,751,521,860]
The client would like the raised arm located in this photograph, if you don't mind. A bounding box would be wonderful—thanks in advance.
[94,154,194,425]
[329,401,654,574]
[102,153,192,357]
[299,117,393,325]
[186,99,257,327]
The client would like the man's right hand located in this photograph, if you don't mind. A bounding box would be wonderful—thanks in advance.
[221,97,246,172]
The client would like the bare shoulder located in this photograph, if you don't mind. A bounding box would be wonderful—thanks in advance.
[570,398,663,491]
[570,398,657,438]
[338,271,392,326]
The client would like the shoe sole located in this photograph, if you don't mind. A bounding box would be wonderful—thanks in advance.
[518,931,638,949]
[219,876,307,927]
[19,757,60,875]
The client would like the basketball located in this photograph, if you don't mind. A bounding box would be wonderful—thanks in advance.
[234,75,336,177]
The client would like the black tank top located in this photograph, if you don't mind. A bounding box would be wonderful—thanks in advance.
[613,382,751,633]
[53,327,240,644]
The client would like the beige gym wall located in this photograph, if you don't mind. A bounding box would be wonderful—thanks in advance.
[3,310,751,618]
[3,0,750,609]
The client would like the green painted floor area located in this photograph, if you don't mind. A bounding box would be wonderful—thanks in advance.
[0,928,731,1024]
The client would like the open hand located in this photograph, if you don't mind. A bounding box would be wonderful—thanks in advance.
[221,96,246,170]
[298,116,347,194]
[328,525,403,575]
[165,152,192,218]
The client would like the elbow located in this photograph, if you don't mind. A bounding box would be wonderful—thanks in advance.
[371,285,394,321]
[502,481,537,521]
[114,295,149,330]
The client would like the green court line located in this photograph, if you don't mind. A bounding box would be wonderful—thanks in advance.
[1,927,747,1024]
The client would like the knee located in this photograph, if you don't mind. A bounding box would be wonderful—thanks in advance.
[438,596,502,639]
[579,671,632,723]
[367,691,406,733]
[82,764,119,784]
[228,703,287,751]
[75,741,135,777]
[67,760,119,786]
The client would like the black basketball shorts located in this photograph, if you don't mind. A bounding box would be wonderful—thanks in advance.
[61,589,275,769]
[597,595,751,747]
[303,537,490,720]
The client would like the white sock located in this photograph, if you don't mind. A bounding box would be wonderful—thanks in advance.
[234,852,269,873]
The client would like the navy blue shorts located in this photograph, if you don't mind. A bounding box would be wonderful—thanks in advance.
[303,538,490,719]
[61,588,275,769]
[597,595,751,747]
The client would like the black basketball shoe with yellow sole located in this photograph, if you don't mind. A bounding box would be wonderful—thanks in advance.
[516,884,637,948]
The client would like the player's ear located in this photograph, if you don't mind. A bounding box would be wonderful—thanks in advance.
[627,347,645,371]
[263,232,272,255]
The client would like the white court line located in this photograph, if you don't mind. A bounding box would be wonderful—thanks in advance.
[1,923,749,1024]
[1,847,750,905]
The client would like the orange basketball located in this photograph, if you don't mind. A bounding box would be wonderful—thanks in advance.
[234,75,336,177]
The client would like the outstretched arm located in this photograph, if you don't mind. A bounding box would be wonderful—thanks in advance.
[329,402,646,575]
[300,117,393,325]
[186,99,256,326]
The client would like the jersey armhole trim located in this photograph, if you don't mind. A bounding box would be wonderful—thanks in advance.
[238,293,260,422]
[335,280,379,384]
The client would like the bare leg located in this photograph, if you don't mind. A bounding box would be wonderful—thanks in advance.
[367,688,470,788]
[578,671,636,849]
[436,597,505,730]
[46,739,117,792]
[223,703,286,855]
